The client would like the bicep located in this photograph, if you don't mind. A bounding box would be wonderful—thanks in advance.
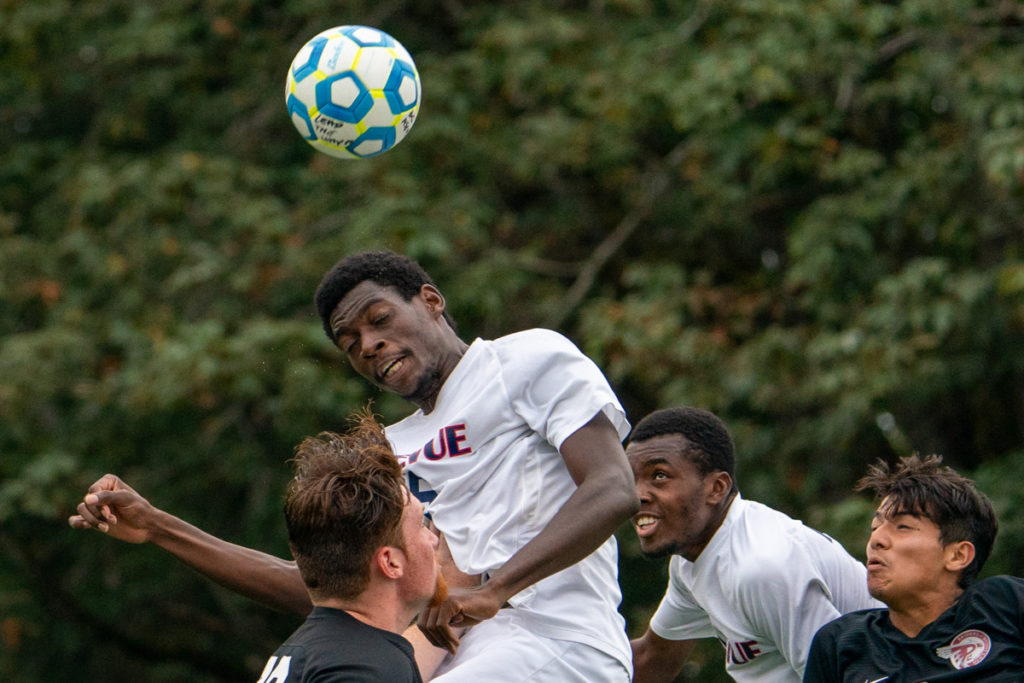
[558,411,632,486]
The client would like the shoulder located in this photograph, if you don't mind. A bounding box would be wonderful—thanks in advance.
[817,608,881,636]
[726,500,803,567]
[971,575,1024,592]
[727,500,858,583]
[807,608,889,661]
[737,499,856,558]
[965,575,1024,604]
[488,328,607,384]
[300,626,418,681]
[490,328,578,354]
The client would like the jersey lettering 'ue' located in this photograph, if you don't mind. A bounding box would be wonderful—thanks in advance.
[385,329,632,668]
[650,496,882,682]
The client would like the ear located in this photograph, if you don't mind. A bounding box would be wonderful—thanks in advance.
[706,471,733,505]
[944,540,975,574]
[419,284,446,319]
[375,545,406,581]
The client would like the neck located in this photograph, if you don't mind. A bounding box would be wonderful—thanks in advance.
[314,589,419,634]
[412,337,469,414]
[686,491,737,562]
[887,586,963,638]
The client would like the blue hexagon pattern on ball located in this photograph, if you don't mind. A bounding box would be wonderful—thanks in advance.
[284,25,421,159]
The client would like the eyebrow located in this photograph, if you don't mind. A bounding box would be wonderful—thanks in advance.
[874,509,922,522]
[331,297,390,334]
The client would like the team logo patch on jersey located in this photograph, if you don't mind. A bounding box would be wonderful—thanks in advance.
[936,629,991,669]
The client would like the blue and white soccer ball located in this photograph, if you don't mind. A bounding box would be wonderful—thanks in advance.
[284,25,421,159]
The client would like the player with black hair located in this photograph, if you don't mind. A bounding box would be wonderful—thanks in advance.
[803,454,1024,681]
[314,250,458,334]
[627,406,879,682]
[71,249,639,682]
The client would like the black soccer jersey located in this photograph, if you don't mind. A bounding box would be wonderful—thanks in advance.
[803,575,1024,682]
[256,606,423,683]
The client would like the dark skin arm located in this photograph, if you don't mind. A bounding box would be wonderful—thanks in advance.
[631,629,697,683]
[417,411,639,652]
[68,474,312,615]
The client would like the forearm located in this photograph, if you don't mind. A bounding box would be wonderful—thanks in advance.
[406,623,451,680]
[631,632,695,683]
[148,508,311,615]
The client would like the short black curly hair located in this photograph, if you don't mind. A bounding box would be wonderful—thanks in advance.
[629,407,737,485]
[314,250,456,343]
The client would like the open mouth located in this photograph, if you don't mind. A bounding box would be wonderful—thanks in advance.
[634,514,658,537]
[379,357,405,382]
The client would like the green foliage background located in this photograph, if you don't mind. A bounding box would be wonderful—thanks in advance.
[2,0,1023,680]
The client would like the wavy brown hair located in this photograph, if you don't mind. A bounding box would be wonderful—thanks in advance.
[285,407,406,601]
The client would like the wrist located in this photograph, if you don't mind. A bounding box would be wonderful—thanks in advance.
[479,572,515,607]
[144,506,186,547]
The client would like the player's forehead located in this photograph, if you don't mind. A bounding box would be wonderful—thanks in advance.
[402,485,424,515]
[875,494,931,522]
[329,281,403,330]
[627,434,694,470]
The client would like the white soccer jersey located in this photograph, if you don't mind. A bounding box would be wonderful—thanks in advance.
[650,495,882,682]
[385,329,632,671]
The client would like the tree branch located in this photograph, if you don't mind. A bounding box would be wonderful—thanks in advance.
[544,139,691,329]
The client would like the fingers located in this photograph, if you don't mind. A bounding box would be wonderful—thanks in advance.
[417,600,462,654]
[428,573,449,609]
[69,497,114,531]
[69,477,136,532]
[81,489,129,528]
[87,474,134,495]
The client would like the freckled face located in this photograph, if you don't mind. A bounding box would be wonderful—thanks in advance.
[328,281,454,408]
[628,434,720,561]
[398,493,440,606]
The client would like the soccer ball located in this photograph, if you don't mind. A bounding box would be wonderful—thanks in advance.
[284,25,421,159]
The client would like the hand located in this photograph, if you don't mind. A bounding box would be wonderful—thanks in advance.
[67,474,157,544]
[416,582,504,654]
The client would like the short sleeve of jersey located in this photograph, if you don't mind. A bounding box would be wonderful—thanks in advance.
[732,551,845,678]
[495,329,629,449]
[649,556,716,640]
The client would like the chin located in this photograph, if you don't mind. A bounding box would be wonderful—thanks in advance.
[427,572,449,608]
[639,543,675,560]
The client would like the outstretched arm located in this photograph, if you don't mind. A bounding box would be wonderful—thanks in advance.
[417,411,639,647]
[69,474,312,615]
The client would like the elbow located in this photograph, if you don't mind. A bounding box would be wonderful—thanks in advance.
[609,474,640,522]
[623,487,641,520]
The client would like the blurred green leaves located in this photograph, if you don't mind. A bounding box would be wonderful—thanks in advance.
[2,0,1022,681]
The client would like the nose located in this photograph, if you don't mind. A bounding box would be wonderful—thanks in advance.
[633,479,651,503]
[869,523,890,550]
[359,332,385,358]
